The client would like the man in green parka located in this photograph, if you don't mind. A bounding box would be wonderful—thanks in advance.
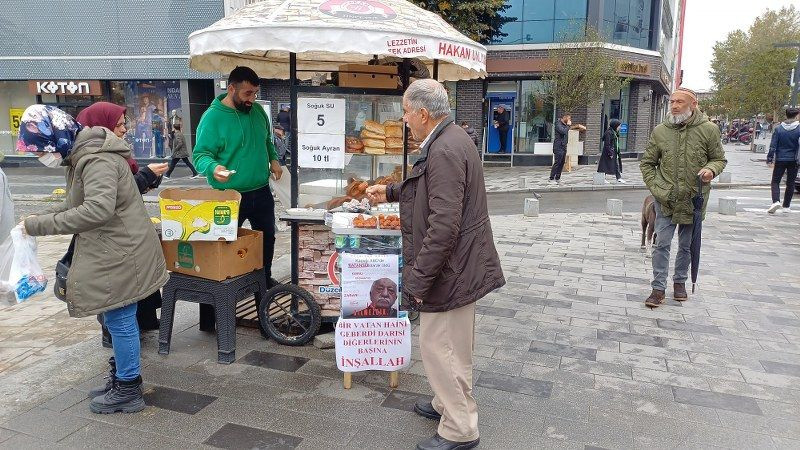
[640,87,727,307]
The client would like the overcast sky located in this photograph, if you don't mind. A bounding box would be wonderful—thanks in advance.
[681,0,797,91]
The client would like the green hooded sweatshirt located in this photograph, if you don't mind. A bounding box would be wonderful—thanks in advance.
[640,110,727,224]
[193,94,279,192]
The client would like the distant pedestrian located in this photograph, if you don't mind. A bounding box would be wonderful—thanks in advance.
[766,107,800,214]
[164,123,200,179]
[273,124,289,166]
[640,88,727,307]
[597,119,626,183]
[492,105,510,153]
[549,113,586,184]
[18,105,168,414]
[366,79,505,450]
[460,121,480,149]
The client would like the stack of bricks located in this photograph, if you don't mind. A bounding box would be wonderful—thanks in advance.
[297,224,340,312]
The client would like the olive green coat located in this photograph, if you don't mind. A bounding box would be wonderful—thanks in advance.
[640,111,727,224]
[25,127,168,318]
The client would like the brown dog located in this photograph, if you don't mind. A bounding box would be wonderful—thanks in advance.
[641,195,656,249]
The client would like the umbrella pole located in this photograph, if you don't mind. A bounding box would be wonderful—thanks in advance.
[433,59,439,81]
[401,58,411,181]
[290,52,299,286]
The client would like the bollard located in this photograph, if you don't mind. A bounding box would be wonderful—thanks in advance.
[524,198,539,217]
[719,197,737,215]
[606,199,623,216]
[718,172,732,183]
[518,176,527,189]
[593,172,606,185]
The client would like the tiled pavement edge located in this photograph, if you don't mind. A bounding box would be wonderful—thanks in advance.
[482,144,772,194]
[1,209,799,449]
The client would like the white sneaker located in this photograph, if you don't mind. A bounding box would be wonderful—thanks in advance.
[549,180,558,185]
[617,179,627,184]
[767,202,782,214]
[192,174,203,179]
[603,179,610,184]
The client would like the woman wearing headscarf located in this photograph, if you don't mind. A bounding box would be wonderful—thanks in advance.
[17,105,168,414]
[597,119,626,183]
[76,102,166,343]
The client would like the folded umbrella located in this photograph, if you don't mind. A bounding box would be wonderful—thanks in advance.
[687,175,705,293]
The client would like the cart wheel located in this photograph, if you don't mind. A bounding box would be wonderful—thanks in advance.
[257,284,321,346]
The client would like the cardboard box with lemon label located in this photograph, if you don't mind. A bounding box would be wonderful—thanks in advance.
[159,188,241,241]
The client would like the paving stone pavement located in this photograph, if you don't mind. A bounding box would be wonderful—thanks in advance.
[1,208,799,449]
[482,143,773,193]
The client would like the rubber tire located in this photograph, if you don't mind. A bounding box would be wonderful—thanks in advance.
[257,284,321,346]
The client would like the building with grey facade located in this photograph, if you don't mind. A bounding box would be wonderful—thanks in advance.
[0,0,224,159]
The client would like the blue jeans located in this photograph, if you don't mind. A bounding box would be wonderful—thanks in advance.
[651,202,692,291]
[103,303,140,381]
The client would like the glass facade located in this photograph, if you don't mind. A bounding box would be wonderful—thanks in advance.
[601,0,655,49]
[491,0,657,50]
[491,0,588,44]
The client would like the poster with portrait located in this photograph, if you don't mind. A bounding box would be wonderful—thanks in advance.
[120,81,182,158]
[340,253,399,319]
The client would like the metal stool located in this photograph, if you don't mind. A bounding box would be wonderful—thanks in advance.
[158,269,267,364]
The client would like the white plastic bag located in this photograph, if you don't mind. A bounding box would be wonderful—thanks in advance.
[0,226,47,304]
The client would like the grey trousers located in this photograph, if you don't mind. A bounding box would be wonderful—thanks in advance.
[651,201,693,291]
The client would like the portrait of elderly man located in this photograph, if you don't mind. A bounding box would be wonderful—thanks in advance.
[346,277,398,319]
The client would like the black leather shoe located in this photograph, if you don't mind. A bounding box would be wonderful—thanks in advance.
[416,434,479,450]
[414,400,442,420]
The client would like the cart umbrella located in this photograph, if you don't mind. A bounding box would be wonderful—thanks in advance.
[686,176,705,293]
[188,0,486,81]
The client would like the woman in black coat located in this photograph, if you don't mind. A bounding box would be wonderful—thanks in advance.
[597,119,625,183]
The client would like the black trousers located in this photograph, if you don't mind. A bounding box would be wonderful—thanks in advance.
[165,157,198,177]
[498,129,508,152]
[238,185,276,281]
[550,151,567,180]
[615,154,623,180]
[771,161,799,207]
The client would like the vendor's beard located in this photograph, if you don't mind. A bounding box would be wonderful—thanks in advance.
[668,109,693,125]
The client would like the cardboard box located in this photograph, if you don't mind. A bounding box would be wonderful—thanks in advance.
[160,188,241,241]
[338,64,398,89]
[161,228,264,281]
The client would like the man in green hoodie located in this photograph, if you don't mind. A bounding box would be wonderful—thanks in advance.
[640,87,726,307]
[193,66,283,284]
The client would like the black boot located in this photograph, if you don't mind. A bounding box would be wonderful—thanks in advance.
[101,326,113,348]
[89,376,145,414]
[88,357,116,399]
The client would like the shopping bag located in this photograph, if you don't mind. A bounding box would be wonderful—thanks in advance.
[1,226,48,304]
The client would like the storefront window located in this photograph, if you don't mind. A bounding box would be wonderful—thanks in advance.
[602,84,631,151]
[109,80,182,158]
[517,80,555,153]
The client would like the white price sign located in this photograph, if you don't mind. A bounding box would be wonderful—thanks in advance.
[298,133,345,169]
[298,98,345,135]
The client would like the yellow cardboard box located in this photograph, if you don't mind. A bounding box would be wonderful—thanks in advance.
[161,228,263,281]
[159,188,241,241]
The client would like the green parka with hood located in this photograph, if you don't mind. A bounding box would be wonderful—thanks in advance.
[640,110,727,224]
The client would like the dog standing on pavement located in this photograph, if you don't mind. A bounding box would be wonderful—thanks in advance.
[641,195,657,249]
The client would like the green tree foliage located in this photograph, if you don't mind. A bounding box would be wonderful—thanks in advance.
[410,0,513,44]
[542,26,629,114]
[710,6,800,118]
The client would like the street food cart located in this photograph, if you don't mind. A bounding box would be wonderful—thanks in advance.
[188,0,486,346]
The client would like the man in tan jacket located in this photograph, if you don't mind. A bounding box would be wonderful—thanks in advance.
[368,79,505,450]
